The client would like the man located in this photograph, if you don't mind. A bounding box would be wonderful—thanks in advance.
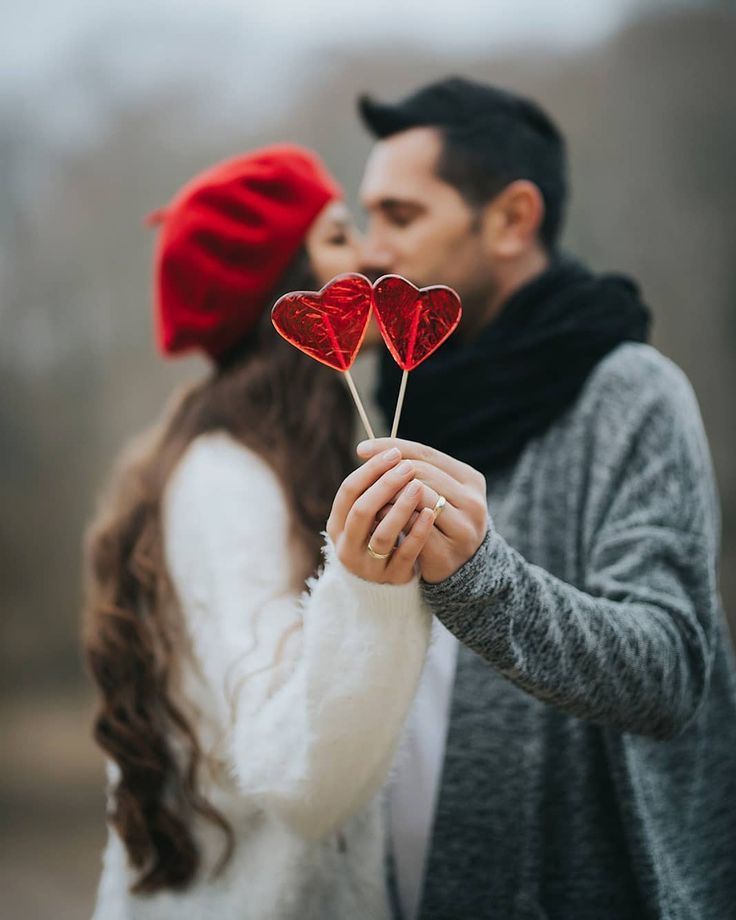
[349,77,736,919]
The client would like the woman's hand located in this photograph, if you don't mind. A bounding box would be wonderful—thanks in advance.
[326,447,436,585]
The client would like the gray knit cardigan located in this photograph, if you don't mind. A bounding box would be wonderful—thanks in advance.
[418,343,736,920]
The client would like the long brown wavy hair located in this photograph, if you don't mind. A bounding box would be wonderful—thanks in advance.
[82,252,355,894]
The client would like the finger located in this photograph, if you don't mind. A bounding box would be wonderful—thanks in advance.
[356,437,479,486]
[386,507,437,579]
[374,507,420,538]
[375,478,459,536]
[328,447,403,535]
[367,480,423,557]
[404,510,420,531]
[413,461,488,538]
[410,461,467,506]
[343,460,416,546]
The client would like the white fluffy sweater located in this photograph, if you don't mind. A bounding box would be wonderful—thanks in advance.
[92,431,431,920]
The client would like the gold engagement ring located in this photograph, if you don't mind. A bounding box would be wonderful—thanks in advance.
[367,542,393,560]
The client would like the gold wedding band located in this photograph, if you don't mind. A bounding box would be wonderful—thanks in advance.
[367,542,393,561]
[432,495,447,520]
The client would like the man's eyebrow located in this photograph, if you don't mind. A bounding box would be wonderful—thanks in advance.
[374,198,425,211]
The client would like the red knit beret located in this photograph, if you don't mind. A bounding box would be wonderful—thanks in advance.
[150,144,342,360]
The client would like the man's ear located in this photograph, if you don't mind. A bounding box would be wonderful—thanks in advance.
[481,180,545,260]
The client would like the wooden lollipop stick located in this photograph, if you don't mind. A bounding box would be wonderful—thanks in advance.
[344,370,376,440]
[390,369,409,439]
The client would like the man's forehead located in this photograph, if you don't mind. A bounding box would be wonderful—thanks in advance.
[360,127,443,204]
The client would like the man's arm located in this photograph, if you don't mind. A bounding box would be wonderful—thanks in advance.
[357,355,721,740]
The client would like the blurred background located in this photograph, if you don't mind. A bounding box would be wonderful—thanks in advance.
[2,0,735,915]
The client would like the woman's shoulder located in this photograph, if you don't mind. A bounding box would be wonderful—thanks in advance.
[163,431,288,528]
[173,429,274,478]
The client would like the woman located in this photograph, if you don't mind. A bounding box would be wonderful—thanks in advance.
[83,145,436,919]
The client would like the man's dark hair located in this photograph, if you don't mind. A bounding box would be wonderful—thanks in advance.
[358,76,568,250]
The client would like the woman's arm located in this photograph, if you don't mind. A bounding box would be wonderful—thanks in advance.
[163,433,432,838]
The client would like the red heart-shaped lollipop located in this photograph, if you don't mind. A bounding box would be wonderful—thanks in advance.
[271,273,373,371]
[372,275,462,371]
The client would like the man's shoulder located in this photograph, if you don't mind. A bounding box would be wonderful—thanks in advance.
[581,343,698,421]
[567,344,712,487]
[589,342,691,401]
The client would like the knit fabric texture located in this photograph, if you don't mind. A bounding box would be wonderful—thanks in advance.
[419,343,736,920]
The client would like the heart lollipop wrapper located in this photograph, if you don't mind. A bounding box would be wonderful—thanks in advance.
[271,273,373,372]
[372,274,462,371]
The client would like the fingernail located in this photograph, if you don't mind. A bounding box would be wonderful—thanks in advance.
[383,447,401,461]
[357,440,374,455]
[396,460,413,475]
[406,479,421,496]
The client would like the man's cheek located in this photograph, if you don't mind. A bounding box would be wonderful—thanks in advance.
[400,231,434,274]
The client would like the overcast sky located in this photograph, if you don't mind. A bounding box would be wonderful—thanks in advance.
[0,0,706,154]
[2,0,697,85]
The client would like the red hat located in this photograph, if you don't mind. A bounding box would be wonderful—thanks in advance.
[150,144,342,360]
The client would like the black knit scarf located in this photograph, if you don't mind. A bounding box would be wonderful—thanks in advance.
[375,256,651,472]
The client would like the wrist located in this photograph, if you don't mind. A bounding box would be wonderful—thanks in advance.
[420,527,494,594]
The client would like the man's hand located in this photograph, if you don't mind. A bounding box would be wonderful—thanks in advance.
[357,438,488,584]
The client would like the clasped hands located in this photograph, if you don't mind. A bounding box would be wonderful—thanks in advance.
[326,438,488,586]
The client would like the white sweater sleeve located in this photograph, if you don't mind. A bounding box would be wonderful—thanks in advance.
[162,432,431,839]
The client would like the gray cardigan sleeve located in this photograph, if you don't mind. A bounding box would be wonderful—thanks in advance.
[422,353,721,741]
